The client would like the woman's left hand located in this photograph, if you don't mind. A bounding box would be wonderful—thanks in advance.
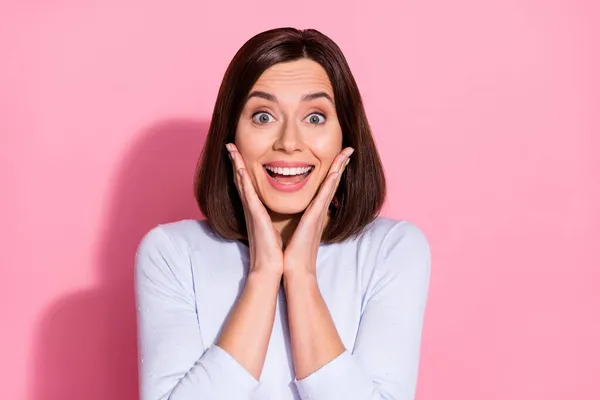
[283,147,354,277]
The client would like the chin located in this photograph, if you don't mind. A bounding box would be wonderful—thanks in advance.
[263,195,312,216]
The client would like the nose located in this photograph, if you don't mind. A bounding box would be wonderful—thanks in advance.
[273,120,303,153]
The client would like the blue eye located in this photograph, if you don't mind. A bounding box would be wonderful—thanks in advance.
[252,112,275,124]
[305,112,326,125]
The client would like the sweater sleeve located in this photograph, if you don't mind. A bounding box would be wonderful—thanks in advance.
[293,221,432,400]
[134,226,261,400]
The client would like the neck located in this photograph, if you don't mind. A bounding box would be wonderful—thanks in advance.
[268,210,331,248]
[269,211,302,248]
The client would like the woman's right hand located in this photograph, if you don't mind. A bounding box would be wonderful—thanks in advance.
[226,143,284,277]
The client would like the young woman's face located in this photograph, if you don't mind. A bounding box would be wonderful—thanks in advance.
[235,58,343,216]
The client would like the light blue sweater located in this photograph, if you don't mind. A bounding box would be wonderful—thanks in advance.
[135,217,431,400]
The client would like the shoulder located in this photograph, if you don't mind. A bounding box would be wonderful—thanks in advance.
[135,219,228,283]
[359,217,430,255]
[137,219,227,255]
[355,216,431,275]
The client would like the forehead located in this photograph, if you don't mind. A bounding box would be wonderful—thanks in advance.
[251,59,333,96]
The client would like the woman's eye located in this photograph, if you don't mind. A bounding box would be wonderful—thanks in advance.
[252,112,275,124]
[305,112,326,125]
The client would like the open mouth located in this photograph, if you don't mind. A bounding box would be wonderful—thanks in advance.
[263,165,314,185]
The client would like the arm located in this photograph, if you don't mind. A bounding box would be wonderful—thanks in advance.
[287,222,432,400]
[283,271,345,380]
[216,268,281,379]
[135,226,279,400]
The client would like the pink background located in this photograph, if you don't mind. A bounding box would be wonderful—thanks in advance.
[2,1,599,399]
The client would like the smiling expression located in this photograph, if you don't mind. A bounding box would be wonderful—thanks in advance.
[234,58,343,216]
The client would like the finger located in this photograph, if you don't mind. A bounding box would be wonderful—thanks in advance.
[226,146,275,247]
[226,146,257,224]
[328,147,354,175]
[314,156,353,221]
[336,153,351,186]
[228,143,246,169]
[227,144,258,208]
[309,148,353,213]
[330,148,353,199]
[226,144,247,183]
[308,146,352,209]
[230,152,245,193]
[228,156,270,229]
[304,170,340,220]
[226,145,271,224]
[226,144,246,205]
[227,145,263,204]
[238,166,268,218]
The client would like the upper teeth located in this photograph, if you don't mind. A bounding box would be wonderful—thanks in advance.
[265,165,313,176]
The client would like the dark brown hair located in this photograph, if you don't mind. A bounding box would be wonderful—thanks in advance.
[194,27,386,243]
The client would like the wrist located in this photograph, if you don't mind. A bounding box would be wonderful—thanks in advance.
[247,269,283,290]
[282,269,318,291]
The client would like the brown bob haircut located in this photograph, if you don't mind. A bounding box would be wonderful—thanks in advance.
[194,27,386,243]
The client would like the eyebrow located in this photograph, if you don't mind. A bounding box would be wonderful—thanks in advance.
[246,90,334,105]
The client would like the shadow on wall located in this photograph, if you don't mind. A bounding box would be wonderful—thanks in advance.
[30,119,209,400]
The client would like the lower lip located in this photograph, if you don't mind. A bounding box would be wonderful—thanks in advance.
[264,168,313,193]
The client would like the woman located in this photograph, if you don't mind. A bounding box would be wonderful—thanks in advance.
[135,27,431,400]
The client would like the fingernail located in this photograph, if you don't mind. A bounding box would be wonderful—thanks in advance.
[347,148,355,156]
[226,143,233,151]
[344,158,350,167]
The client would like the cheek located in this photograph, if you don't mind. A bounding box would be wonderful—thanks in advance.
[312,129,343,167]
[234,124,266,160]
